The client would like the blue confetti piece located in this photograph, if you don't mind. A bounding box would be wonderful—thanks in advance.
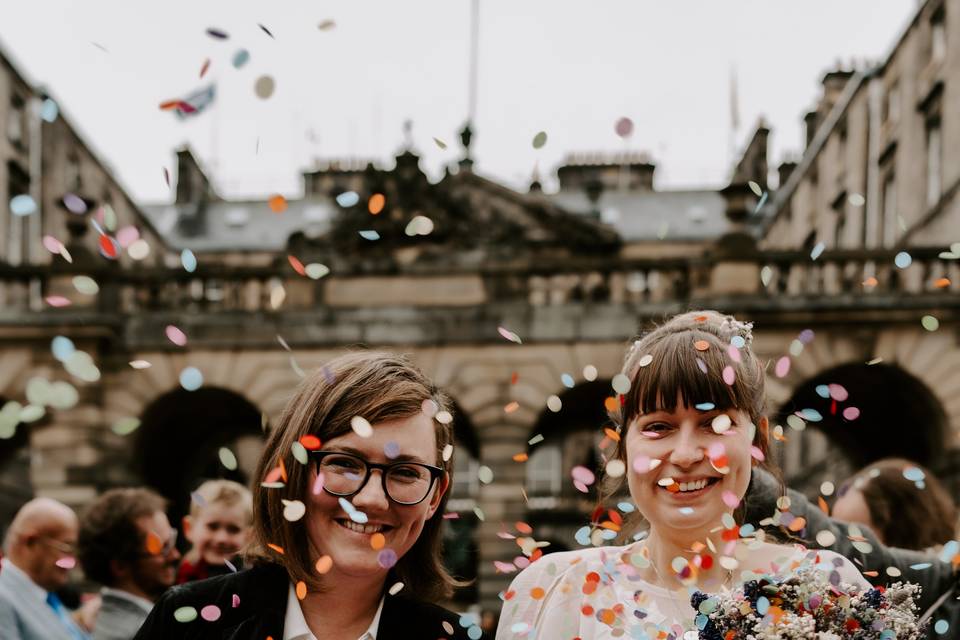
[179,366,204,391]
[739,523,755,536]
[617,501,635,513]
[678,507,694,515]
[359,230,380,241]
[815,384,830,398]
[181,249,197,272]
[695,402,715,411]
[575,525,592,545]
[730,335,745,349]
[10,194,37,217]
[903,466,925,482]
[51,336,75,362]
[810,242,825,260]
[935,619,949,634]
[467,626,482,640]
[40,98,59,123]
[561,373,575,388]
[753,191,768,213]
[939,541,958,563]
[232,49,250,68]
[894,251,913,269]
[600,529,618,540]
[757,595,769,615]
[336,191,360,207]
[910,562,933,570]
[798,408,823,422]
[384,441,400,459]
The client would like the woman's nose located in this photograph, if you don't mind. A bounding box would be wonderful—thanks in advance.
[669,430,706,468]
[351,469,391,510]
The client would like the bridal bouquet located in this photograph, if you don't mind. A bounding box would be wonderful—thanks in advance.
[690,564,927,639]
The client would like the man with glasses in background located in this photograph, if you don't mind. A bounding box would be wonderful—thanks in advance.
[0,497,91,640]
[77,488,181,640]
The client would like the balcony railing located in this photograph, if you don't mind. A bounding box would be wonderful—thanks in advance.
[0,247,956,318]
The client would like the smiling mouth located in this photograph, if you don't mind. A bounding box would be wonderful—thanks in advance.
[656,477,721,494]
[335,519,394,535]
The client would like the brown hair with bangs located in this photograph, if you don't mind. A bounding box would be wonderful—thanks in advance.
[607,310,774,524]
[245,350,459,602]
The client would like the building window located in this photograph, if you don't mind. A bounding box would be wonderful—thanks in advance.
[450,446,480,500]
[931,8,947,63]
[884,81,900,124]
[926,119,942,207]
[882,173,897,248]
[831,191,847,249]
[6,94,25,148]
[66,154,82,192]
[6,161,31,264]
[525,444,562,496]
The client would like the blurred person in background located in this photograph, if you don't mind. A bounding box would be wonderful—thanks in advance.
[78,488,181,640]
[0,497,91,640]
[833,458,957,551]
[177,479,252,584]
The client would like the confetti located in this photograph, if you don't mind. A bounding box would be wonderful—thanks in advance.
[199,58,211,78]
[45,296,71,308]
[351,416,373,438]
[614,117,633,138]
[232,49,250,68]
[922,315,940,331]
[368,194,386,214]
[282,500,306,522]
[206,28,229,39]
[180,249,197,272]
[259,24,274,38]
[638,354,653,367]
[200,605,221,622]
[497,327,522,344]
[582,365,598,381]
[694,340,710,351]
[318,19,336,30]
[760,265,773,287]
[775,356,791,378]
[219,447,238,470]
[894,251,912,269]
[433,137,447,149]
[254,75,275,99]
[315,555,333,574]
[174,607,198,623]
[305,263,330,279]
[370,533,386,550]
[478,466,494,484]
[810,242,825,260]
[40,98,59,122]
[531,131,547,148]
[165,325,187,346]
[336,191,360,207]
[269,194,288,213]
[611,374,630,395]
[388,582,404,595]
[111,417,140,436]
[10,194,36,216]
[359,230,380,241]
[179,367,203,391]
[561,373,575,388]
[504,401,519,413]
[377,549,398,569]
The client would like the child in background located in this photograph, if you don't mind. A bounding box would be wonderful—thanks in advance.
[177,479,252,584]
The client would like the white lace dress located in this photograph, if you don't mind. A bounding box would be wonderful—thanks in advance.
[496,542,872,640]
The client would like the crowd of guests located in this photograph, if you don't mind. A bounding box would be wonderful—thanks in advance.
[0,340,959,638]
[0,479,251,640]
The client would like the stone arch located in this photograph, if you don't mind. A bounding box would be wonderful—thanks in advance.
[133,385,266,527]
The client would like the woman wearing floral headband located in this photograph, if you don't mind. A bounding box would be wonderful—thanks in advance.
[496,311,915,639]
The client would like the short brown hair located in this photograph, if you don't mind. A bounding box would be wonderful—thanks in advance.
[246,351,458,601]
[78,488,168,586]
[845,458,957,550]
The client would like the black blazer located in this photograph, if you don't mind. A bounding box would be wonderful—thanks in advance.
[133,562,479,640]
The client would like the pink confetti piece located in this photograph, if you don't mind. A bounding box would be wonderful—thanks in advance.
[571,465,595,485]
[727,344,741,363]
[442,513,460,519]
[721,490,740,509]
[707,442,726,459]
[377,549,398,569]
[828,384,849,402]
[165,325,187,346]
[312,471,325,495]
[55,556,76,569]
[497,326,522,344]
[842,406,861,420]
[115,226,140,248]
[514,556,531,569]
[722,365,736,385]
[493,560,517,573]
[496,531,516,539]
[200,605,221,621]
[775,356,791,378]
[231,594,240,608]
[750,446,765,462]
[42,235,64,254]
[573,480,589,493]
[45,296,71,307]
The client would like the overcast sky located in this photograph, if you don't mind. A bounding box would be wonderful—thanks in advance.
[0,0,916,204]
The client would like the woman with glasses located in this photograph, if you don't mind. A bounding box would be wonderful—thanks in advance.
[135,351,475,640]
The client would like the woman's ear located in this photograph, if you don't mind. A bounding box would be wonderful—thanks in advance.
[427,473,450,515]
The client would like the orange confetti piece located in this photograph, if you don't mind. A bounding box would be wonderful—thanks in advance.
[315,555,333,573]
[504,401,519,413]
[863,570,879,577]
[599,521,621,532]
[935,277,951,288]
[300,435,321,450]
[515,522,533,535]
[145,531,162,555]
[694,340,710,351]
[510,372,519,385]
[368,193,386,215]
[530,548,543,562]
[264,466,284,484]
[370,533,386,550]
[530,587,545,600]
[603,427,620,442]
[267,543,285,555]
[599,609,616,625]
[269,194,288,213]
[512,452,529,462]
[818,496,830,515]
[504,590,515,601]
[788,517,807,532]
[295,581,307,600]
[199,58,211,78]
[287,255,306,276]
[581,605,594,616]
[863,276,878,287]
[159,99,181,111]
[280,459,288,482]
[604,397,619,412]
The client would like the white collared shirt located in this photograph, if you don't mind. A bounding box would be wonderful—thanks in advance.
[100,586,154,614]
[1,558,49,605]
[283,582,384,640]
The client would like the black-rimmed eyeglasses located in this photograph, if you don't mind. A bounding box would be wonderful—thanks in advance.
[310,451,444,505]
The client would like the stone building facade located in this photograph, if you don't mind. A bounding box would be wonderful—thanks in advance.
[0,0,959,611]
